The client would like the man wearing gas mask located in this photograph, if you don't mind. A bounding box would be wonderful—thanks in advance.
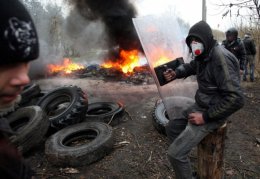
[163,21,244,179]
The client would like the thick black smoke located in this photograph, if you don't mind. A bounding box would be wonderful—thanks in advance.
[69,0,142,57]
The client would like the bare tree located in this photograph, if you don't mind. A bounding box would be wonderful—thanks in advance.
[217,0,260,25]
[214,0,260,66]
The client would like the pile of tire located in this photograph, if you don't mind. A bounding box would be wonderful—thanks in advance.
[7,83,125,167]
[36,85,88,130]
[19,83,45,107]
[7,106,49,154]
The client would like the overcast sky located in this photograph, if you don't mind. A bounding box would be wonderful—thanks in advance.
[42,0,247,31]
[134,0,246,31]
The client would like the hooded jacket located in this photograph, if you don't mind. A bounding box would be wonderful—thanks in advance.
[175,21,244,122]
[243,35,256,55]
[222,37,246,70]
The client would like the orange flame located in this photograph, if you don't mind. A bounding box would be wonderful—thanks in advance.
[47,58,84,74]
[150,47,176,68]
[101,49,142,74]
[154,56,171,67]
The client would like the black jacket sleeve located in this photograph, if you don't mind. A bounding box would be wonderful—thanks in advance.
[249,40,256,55]
[175,60,196,78]
[202,49,245,122]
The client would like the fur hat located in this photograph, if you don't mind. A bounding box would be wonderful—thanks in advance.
[0,0,39,65]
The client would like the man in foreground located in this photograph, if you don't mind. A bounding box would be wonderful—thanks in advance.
[0,0,39,178]
[163,21,244,179]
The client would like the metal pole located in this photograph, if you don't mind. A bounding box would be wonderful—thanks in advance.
[202,0,207,21]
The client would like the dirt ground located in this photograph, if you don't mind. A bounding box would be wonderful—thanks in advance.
[26,74,260,179]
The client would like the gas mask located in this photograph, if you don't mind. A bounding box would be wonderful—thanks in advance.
[191,42,204,57]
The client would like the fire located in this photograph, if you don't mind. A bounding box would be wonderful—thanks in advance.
[150,47,176,68]
[47,58,84,74]
[154,56,171,67]
[101,49,142,74]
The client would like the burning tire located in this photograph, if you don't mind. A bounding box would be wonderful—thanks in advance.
[84,101,125,126]
[45,122,114,167]
[37,86,88,129]
[152,96,194,135]
[7,106,50,154]
[20,83,41,106]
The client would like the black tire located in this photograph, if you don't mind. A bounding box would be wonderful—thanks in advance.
[7,106,50,154]
[20,83,41,105]
[45,122,114,167]
[37,86,88,129]
[84,102,124,125]
[152,102,168,135]
[152,96,194,135]
[20,91,47,107]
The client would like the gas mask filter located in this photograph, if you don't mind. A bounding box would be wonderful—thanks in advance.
[191,42,204,57]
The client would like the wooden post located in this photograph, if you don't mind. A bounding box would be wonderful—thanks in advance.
[197,123,227,179]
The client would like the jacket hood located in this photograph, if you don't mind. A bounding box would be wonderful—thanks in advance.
[186,21,216,56]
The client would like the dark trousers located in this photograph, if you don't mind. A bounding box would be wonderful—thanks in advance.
[243,55,255,81]
[166,103,225,179]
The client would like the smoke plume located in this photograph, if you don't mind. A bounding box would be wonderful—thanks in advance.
[68,0,142,57]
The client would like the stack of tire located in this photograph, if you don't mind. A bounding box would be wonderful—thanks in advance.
[7,83,125,167]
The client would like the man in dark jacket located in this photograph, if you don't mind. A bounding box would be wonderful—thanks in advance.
[0,0,39,178]
[242,32,257,82]
[163,21,244,179]
[222,27,246,73]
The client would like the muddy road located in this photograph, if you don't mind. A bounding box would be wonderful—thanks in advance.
[25,77,260,179]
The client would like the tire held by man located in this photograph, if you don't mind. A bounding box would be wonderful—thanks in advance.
[152,96,195,135]
[152,101,169,135]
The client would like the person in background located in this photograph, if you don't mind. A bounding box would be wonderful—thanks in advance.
[0,0,39,178]
[163,21,244,179]
[242,32,257,82]
[222,27,246,75]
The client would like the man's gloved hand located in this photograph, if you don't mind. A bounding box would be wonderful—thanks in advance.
[163,69,176,82]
